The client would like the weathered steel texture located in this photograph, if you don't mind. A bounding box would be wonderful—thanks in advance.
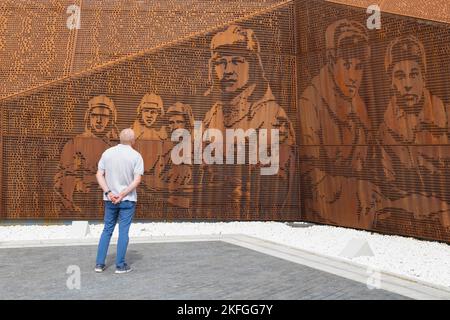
[296,1,450,242]
[0,93,3,217]
[0,1,299,222]
[1,0,450,243]
[0,0,288,99]
[326,0,450,25]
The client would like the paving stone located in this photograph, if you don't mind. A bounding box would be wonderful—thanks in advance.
[0,241,409,300]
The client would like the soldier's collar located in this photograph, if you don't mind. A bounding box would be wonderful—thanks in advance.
[229,83,257,107]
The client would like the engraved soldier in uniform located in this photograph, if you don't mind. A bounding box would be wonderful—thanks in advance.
[273,108,296,182]
[132,93,167,141]
[202,24,296,216]
[158,102,195,209]
[378,35,450,230]
[299,19,382,229]
[204,24,295,140]
[54,95,119,212]
[132,93,167,192]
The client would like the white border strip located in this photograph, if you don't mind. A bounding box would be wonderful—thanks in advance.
[0,235,222,248]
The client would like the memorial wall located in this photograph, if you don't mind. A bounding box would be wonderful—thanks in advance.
[297,1,450,241]
[0,0,299,221]
[0,0,449,242]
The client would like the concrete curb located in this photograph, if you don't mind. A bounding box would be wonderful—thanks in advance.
[1,234,449,300]
[222,234,450,300]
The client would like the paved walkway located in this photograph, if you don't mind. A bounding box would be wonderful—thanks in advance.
[0,241,407,300]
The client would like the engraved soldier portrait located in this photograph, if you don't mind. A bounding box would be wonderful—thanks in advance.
[54,95,119,212]
[132,93,167,142]
[158,102,195,209]
[378,35,450,231]
[132,93,168,193]
[202,24,297,217]
[299,19,382,229]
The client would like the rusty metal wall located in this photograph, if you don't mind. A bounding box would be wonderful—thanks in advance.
[0,0,299,221]
[296,1,450,242]
[0,0,287,99]
[326,0,450,25]
[1,0,450,243]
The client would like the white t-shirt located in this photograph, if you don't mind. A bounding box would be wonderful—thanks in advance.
[98,144,144,202]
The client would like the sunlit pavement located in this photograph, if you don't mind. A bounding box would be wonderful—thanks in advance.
[0,241,408,300]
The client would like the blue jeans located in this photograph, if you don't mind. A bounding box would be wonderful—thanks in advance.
[96,200,136,268]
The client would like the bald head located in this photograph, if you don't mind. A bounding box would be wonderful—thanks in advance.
[120,128,136,145]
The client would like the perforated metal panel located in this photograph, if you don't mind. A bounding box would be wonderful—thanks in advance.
[0,0,299,221]
[296,1,450,242]
[1,0,450,243]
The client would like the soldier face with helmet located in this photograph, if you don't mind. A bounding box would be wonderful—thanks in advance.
[385,36,427,109]
[391,61,424,108]
[168,114,186,133]
[208,25,266,99]
[326,20,370,100]
[89,106,111,134]
[85,95,118,139]
[137,93,164,128]
[166,102,194,135]
[331,53,365,99]
[141,104,160,127]
[212,52,250,94]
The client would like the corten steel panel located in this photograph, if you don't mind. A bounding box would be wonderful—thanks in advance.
[0,0,78,98]
[0,94,3,217]
[0,3,299,221]
[2,0,450,244]
[326,0,450,25]
[0,0,287,98]
[71,0,290,73]
[296,0,450,242]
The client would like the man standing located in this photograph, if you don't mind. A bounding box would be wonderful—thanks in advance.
[94,128,144,274]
